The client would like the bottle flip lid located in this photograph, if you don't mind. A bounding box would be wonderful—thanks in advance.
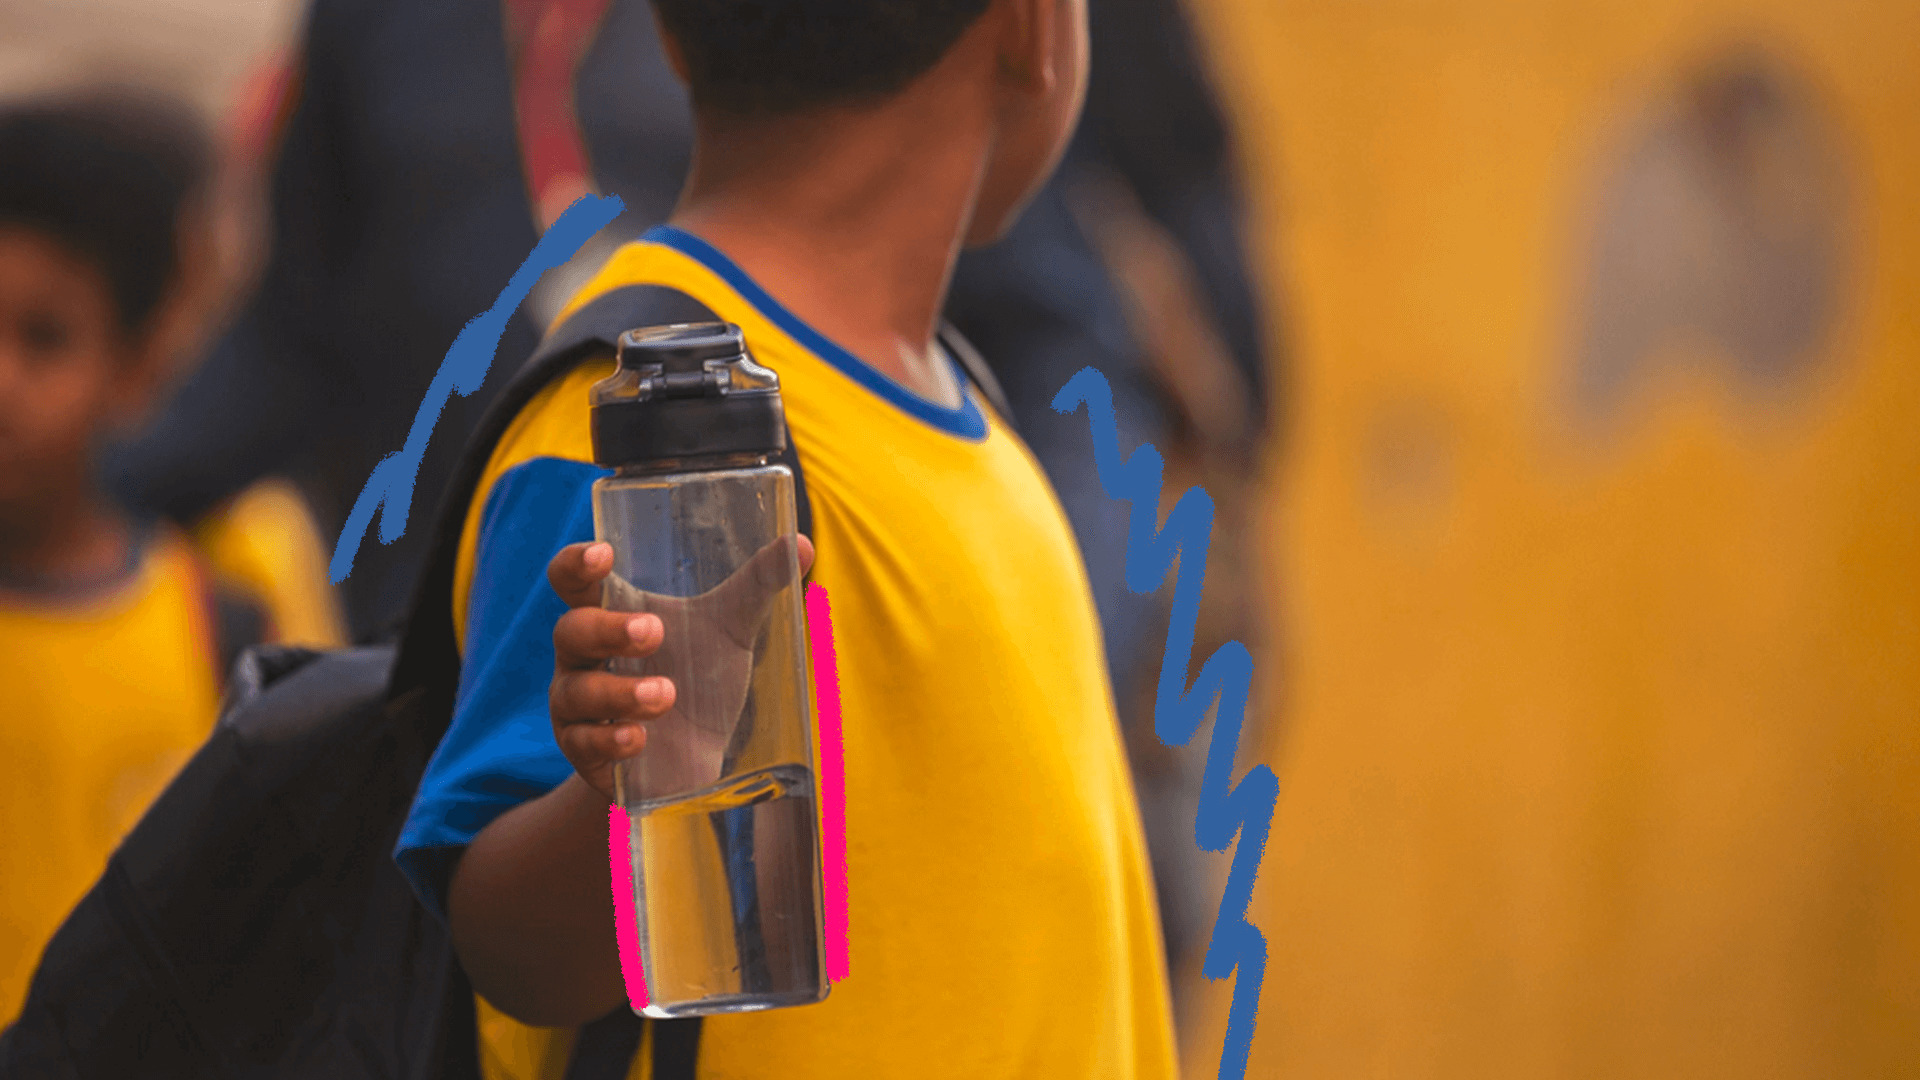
[589,322,788,467]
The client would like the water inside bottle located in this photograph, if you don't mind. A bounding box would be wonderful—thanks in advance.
[629,763,827,1017]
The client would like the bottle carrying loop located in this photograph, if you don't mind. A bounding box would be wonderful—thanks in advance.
[589,323,788,467]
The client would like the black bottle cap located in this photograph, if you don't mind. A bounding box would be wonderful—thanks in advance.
[589,322,787,467]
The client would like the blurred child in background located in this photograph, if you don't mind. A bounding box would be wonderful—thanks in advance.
[0,90,335,1022]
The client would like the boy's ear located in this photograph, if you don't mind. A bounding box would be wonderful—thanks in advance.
[102,335,174,432]
[995,0,1061,98]
[653,8,692,87]
[107,202,222,428]
[105,309,184,428]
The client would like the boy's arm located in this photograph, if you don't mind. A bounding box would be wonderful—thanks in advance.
[449,773,630,1026]
[448,541,670,1028]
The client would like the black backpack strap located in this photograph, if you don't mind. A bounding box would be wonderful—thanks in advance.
[936,319,1016,430]
[561,1008,702,1080]
[526,285,720,373]
[564,1009,644,1080]
[651,1018,703,1079]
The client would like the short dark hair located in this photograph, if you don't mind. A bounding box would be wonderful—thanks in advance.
[651,0,994,115]
[0,89,213,332]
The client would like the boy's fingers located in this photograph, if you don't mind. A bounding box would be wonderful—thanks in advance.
[554,608,663,669]
[548,542,615,608]
[797,534,815,576]
[557,719,647,769]
[710,534,804,648]
[550,670,676,726]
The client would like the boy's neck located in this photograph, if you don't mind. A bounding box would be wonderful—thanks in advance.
[669,93,994,408]
[0,490,135,590]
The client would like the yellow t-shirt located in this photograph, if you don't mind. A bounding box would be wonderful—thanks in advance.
[0,527,230,1021]
[426,226,1178,1079]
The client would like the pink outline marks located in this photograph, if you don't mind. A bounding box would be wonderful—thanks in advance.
[608,803,649,1007]
[806,582,851,983]
[608,581,850,1012]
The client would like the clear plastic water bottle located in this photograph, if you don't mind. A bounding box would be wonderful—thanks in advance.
[588,322,826,1018]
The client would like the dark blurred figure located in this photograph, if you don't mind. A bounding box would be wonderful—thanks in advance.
[101,0,554,637]
[1076,0,1268,438]
[101,0,1269,982]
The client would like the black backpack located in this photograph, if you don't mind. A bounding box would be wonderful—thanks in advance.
[0,285,1011,1080]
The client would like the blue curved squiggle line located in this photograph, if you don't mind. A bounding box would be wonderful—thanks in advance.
[328,193,626,583]
[1054,366,1277,1080]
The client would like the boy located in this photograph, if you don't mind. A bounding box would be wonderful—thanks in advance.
[0,92,278,1021]
[395,1,1180,1076]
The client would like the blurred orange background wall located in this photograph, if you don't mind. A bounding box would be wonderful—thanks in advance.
[1181,0,1919,1075]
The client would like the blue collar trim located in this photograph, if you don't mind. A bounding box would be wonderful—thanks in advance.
[643,224,988,441]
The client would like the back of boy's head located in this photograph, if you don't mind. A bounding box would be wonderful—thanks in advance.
[0,90,213,335]
[652,0,994,115]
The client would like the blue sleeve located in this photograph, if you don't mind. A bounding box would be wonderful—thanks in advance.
[394,455,611,917]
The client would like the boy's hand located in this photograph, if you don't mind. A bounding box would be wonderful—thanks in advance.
[548,535,815,802]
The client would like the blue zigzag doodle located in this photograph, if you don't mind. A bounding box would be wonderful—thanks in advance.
[1054,368,1277,1080]
[328,193,626,583]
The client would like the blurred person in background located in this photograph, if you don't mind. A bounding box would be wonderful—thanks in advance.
[98,0,1273,1007]
[0,0,348,653]
[0,91,294,1022]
